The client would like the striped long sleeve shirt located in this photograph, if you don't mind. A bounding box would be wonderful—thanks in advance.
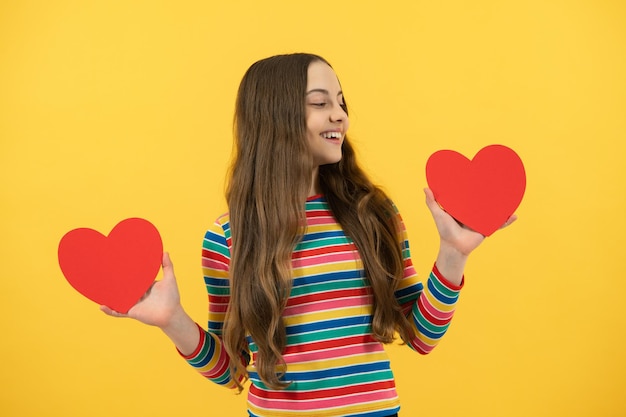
[181,195,463,417]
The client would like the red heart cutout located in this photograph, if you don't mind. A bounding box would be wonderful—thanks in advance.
[426,145,526,236]
[58,218,163,313]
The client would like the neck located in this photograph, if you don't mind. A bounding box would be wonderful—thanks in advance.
[309,167,320,197]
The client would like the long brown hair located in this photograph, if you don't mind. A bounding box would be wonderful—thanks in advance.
[224,53,414,392]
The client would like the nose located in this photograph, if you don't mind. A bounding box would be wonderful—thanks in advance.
[330,103,347,122]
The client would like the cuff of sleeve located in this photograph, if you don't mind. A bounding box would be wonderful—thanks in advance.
[176,322,205,360]
[432,263,464,291]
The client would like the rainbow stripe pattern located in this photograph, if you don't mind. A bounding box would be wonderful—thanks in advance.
[181,195,463,416]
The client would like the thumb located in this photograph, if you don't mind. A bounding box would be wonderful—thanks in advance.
[162,252,175,281]
[423,188,442,215]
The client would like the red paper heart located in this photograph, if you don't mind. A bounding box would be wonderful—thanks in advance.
[58,218,163,313]
[426,145,526,236]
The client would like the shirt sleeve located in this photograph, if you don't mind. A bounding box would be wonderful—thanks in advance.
[178,214,240,389]
[393,210,464,354]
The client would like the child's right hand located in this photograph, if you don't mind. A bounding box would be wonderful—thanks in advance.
[100,252,183,329]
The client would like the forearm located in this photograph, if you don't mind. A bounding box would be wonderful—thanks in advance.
[173,316,239,389]
[405,265,463,354]
[159,307,201,356]
[434,241,468,286]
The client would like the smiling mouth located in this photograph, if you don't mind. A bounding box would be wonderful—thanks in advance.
[321,132,342,140]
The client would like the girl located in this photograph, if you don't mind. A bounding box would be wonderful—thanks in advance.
[102,53,515,417]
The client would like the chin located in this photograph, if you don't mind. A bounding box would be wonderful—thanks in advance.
[322,155,343,166]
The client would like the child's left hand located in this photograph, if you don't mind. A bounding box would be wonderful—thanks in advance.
[424,188,517,284]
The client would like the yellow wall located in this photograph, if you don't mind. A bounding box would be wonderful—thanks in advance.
[1,1,625,416]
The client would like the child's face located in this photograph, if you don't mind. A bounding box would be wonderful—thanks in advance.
[305,61,349,168]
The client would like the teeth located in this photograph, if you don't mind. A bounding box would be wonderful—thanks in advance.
[321,132,342,139]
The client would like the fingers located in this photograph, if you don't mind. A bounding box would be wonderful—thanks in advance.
[423,187,434,204]
[162,252,176,282]
[500,214,518,229]
[100,305,128,318]
[137,282,155,302]
[162,251,173,270]
[100,251,177,321]
[425,187,518,232]
[423,188,443,215]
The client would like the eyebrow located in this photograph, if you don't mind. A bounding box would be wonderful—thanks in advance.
[306,88,343,96]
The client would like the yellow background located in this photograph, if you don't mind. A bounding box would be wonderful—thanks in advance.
[1,1,625,416]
